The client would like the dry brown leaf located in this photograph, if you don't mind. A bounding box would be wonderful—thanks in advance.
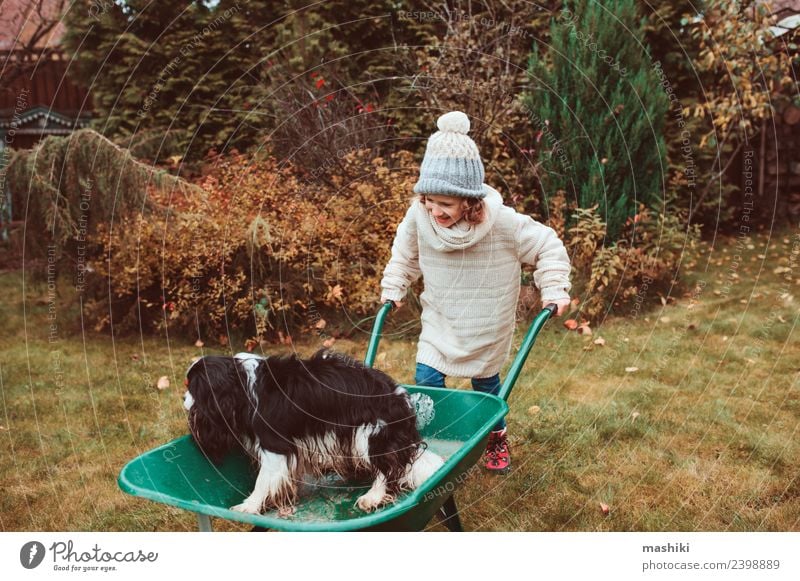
[156,376,170,390]
[323,337,336,348]
[527,405,541,415]
[593,336,606,346]
[244,338,258,352]
[327,284,343,302]
[625,367,639,373]
[314,318,327,330]
[194,339,204,348]
[577,323,592,335]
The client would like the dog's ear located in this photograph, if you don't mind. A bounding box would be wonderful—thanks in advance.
[187,357,245,463]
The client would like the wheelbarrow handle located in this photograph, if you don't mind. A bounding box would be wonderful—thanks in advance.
[365,302,558,399]
[364,301,395,368]
[497,302,557,401]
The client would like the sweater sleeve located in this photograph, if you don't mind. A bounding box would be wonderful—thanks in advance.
[380,206,422,303]
[516,214,572,302]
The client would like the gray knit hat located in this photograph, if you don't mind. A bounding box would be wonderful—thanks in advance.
[413,111,487,199]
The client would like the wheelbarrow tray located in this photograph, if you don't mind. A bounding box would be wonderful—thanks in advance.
[119,384,508,532]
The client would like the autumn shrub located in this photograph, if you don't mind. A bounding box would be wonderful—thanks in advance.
[85,148,416,343]
[566,198,700,321]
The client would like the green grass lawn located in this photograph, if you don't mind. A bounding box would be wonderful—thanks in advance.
[1,229,798,531]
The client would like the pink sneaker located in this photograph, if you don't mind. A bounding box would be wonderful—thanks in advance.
[484,428,510,472]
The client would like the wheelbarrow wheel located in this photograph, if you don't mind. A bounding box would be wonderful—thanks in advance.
[436,495,463,532]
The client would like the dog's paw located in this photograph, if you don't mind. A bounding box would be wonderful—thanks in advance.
[276,505,296,518]
[230,501,262,515]
[355,492,394,512]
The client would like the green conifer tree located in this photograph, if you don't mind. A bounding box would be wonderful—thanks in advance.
[63,0,281,163]
[525,0,669,240]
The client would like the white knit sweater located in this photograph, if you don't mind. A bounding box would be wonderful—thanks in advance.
[380,186,572,378]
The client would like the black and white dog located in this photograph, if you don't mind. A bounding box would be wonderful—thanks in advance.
[183,350,443,514]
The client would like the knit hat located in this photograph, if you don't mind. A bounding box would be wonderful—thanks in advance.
[413,111,487,199]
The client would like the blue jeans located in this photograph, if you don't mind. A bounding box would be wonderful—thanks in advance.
[414,362,506,431]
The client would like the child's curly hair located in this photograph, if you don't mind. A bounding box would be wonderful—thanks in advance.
[417,195,486,225]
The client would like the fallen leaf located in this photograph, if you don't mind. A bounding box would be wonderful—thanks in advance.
[687,323,697,330]
[244,338,258,352]
[631,411,640,421]
[314,318,327,330]
[564,319,578,331]
[156,376,170,390]
[600,502,610,516]
[194,339,204,348]
[659,317,671,324]
[625,367,639,373]
[323,337,336,348]
[130,353,140,362]
[593,336,606,346]
[577,323,592,335]
[327,284,344,302]
[527,405,541,415]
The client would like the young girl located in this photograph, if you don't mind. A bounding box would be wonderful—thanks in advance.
[380,111,572,472]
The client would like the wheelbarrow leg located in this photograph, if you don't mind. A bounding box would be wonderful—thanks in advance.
[197,514,213,532]
[437,495,463,532]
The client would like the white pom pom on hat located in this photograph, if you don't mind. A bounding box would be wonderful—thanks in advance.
[436,110,471,134]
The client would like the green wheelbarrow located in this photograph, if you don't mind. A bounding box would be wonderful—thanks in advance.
[118,303,557,531]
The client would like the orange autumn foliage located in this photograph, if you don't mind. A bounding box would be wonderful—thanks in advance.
[87,149,416,340]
